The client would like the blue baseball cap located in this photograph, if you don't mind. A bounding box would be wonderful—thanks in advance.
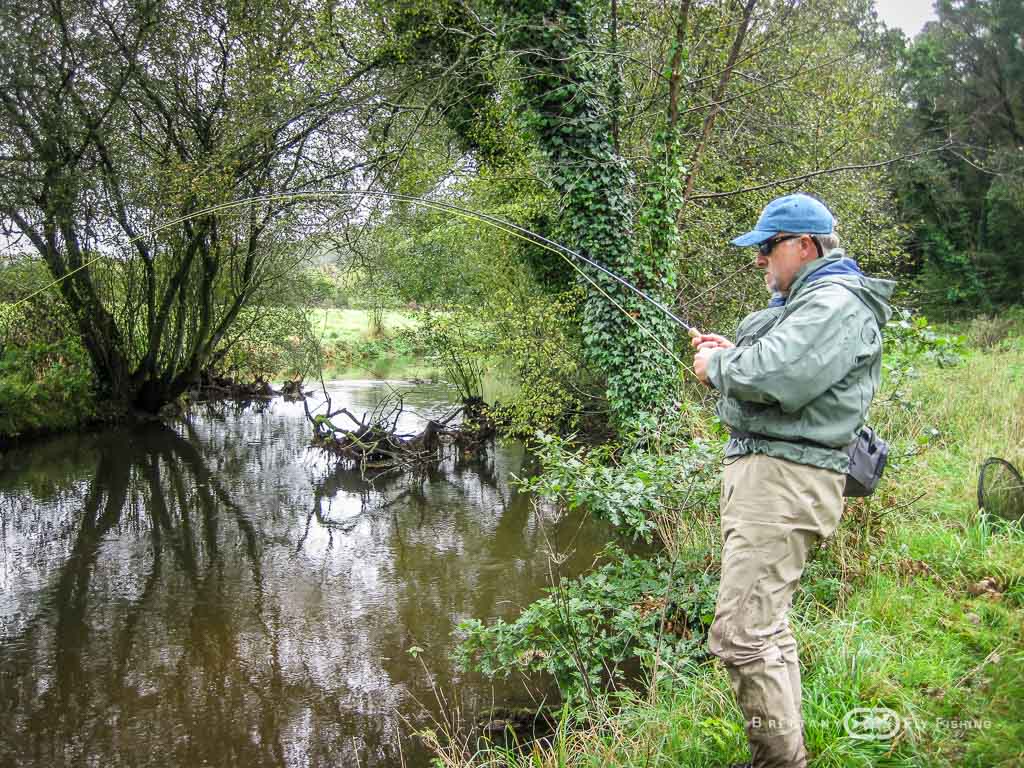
[731,193,834,247]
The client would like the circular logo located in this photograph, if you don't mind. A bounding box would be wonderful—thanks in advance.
[843,707,904,741]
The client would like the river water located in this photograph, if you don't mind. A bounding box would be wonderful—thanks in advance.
[0,377,610,767]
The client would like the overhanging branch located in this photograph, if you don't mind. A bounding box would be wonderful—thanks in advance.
[687,142,955,201]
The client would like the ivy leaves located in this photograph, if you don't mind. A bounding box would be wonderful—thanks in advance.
[505,0,681,426]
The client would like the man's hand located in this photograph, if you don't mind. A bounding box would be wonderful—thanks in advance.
[689,331,733,387]
[692,331,733,391]
[693,347,718,386]
[690,332,734,351]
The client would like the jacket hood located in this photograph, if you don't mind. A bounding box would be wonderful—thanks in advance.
[786,250,894,326]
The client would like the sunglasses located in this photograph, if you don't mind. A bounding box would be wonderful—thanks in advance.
[758,234,803,257]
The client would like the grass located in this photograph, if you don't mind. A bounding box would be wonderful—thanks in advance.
[425,326,1024,767]
[309,307,419,344]
[308,307,424,363]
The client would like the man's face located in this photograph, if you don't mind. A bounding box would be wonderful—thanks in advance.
[755,233,816,295]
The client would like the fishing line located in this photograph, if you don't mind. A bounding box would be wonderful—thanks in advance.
[6,189,704,370]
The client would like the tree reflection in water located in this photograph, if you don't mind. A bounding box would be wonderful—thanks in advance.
[0,393,607,768]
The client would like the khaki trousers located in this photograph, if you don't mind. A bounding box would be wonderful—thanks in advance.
[709,454,844,768]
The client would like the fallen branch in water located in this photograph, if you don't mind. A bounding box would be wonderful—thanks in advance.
[187,373,279,402]
[304,388,495,475]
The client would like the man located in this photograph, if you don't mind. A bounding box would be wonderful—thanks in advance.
[691,193,894,768]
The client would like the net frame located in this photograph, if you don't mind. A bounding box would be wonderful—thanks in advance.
[977,457,1024,524]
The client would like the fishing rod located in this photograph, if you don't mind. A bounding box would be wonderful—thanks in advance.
[7,189,706,367]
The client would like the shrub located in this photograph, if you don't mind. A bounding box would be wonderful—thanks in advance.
[884,308,966,368]
[0,337,98,438]
[455,547,719,702]
[966,314,1017,349]
[517,427,721,544]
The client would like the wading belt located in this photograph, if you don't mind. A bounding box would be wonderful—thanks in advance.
[728,429,838,451]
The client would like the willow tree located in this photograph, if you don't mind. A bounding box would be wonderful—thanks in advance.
[0,0,384,412]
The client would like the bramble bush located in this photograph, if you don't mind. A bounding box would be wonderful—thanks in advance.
[884,308,966,368]
[456,420,725,701]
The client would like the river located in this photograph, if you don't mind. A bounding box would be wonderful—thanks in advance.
[0,374,610,767]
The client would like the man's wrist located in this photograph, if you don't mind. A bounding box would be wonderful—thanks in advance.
[705,347,724,390]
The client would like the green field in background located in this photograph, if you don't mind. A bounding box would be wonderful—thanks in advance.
[308,308,419,343]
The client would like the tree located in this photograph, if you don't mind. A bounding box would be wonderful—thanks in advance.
[896,0,1024,309]
[347,0,907,426]
[0,0,384,412]
[484,0,905,421]
[497,0,685,424]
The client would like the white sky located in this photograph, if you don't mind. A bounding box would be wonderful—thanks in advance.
[874,0,939,38]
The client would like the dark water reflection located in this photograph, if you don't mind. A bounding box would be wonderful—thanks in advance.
[0,380,610,767]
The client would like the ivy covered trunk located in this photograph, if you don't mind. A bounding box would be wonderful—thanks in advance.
[505,0,680,426]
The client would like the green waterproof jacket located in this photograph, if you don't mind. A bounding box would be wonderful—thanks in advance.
[706,250,895,473]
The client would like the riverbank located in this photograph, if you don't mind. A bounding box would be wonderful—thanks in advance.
[0,337,103,444]
[0,308,424,443]
[432,321,1024,767]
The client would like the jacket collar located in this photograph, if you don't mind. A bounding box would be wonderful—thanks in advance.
[772,249,861,306]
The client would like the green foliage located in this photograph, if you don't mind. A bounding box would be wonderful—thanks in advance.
[339,180,598,432]
[437,317,1024,768]
[912,228,990,310]
[0,0,390,412]
[884,309,966,368]
[663,0,907,333]
[456,412,725,703]
[214,305,320,382]
[307,267,352,309]
[637,127,685,288]
[0,259,100,437]
[504,0,680,426]
[371,0,513,168]
[486,286,592,437]
[518,429,721,543]
[339,205,487,311]
[896,0,1024,312]
[877,311,967,453]
[344,333,420,360]
[455,547,718,702]
[406,285,591,428]
[0,258,69,350]
[0,338,97,438]
[415,309,495,401]
[979,169,1024,302]
[356,0,910,432]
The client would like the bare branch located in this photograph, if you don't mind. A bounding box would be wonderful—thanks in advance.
[688,143,955,201]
